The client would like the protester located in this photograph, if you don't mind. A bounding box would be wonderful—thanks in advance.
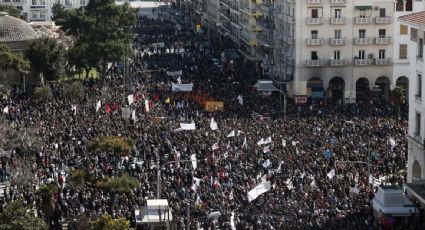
[0,7,419,230]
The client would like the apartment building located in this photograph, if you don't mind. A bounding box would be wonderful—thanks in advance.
[274,0,397,102]
[0,0,88,22]
[399,10,425,206]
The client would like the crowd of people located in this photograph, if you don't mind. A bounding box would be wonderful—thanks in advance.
[0,6,422,230]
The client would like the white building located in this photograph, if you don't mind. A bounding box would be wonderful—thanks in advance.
[0,0,88,22]
[399,10,425,206]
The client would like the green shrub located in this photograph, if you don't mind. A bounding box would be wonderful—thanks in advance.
[33,86,53,100]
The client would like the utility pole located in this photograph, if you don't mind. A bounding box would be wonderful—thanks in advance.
[123,40,128,104]
[186,203,190,230]
[156,152,161,199]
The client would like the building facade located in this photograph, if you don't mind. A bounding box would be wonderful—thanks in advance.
[0,0,88,22]
[399,10,425,206]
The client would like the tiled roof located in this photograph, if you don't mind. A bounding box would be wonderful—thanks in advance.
[0,11,38,43]
[399,11,425,28]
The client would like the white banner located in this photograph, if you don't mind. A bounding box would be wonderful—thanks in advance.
[247,181,271,202]
[191,154,197,170]
[166,70,183,77]
[210,118,218,131]
[227,130,235,138]
[172,83,193,92]
[180,122,196,130]
[128,94,134,105]
[327,169,336,180]
[95,101,101,112]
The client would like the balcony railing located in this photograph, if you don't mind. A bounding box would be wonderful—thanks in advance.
[354,59,373,66]
[375,37,392,45]
[307,0,322,3]
[284,15,295,24]
[330,0,346,3]
[306,17,324,25]
[330,17,346,25]
[375,17,392,24]
[306,59,323,67]
[355,17,372,24]
[306,38,325,46]
[375,58,392,65]
[355,37,372,45]
[330,38,346,45]
[329,59,346,66]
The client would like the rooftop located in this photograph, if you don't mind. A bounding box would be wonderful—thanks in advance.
[0,11,38,43]
[399,11,425,30]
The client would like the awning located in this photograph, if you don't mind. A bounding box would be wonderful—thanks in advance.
[404,183,425,205]
[254,80,279,92]
[355,6,372,10]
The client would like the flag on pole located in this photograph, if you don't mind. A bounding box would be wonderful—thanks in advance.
[262,159,271,168]
[71,105,77,115]
[327,169,336,180]
[127,94,134,105]
[2,106,8,114]
[177,76,182,84]
[144,99,150,112]
[212,178,220,190]
[191,154,197,170]
[105,103,111,114]
[227,130,235,137]
[210,118,218,130]
[247,181,271,202]
[191,177,202,192]
[165,98,170,104]
[237,130,243,136]
[212,142,219,150]
[282,139,286,147]
[263,146,271,153]
[257,138,265,146]
[237,95,243,105]
[242,136,248,149]
[131,110,137,122]
[95,101,101,112]
[264,136,272,144]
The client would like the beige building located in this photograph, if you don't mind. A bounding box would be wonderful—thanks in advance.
[399,9,425,207]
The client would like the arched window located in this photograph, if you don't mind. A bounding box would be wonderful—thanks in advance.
[396,0,404,11]
[406,0,413,11]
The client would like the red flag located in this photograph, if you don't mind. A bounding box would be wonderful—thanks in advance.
[219,169,225,180]
[212,179,220,190]
[105,103,111,114]
[154,93,159,102]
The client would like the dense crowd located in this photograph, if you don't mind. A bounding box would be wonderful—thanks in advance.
[0,7,421,230]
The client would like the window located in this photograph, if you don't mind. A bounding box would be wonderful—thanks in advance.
[334,50,340,60]
[400,25,408,35]
[379,8,386,17]
[32,0,36,5]
[40,11,45,19]
[334,29,341,39]
[334,9,341,18]
[419,38,424,58]
[311,9,319,18]
[80,0,86,5]
[358,50,365,59]
[32,12,37,19]
[417,74,422,98]
[359,30,366,38]
[311,51,318,60]
[379,29,386,38]
[40,0,45,5]
[379,50,386,59]
[311,30,318,39]
[415,112,421,136]
[359,9,367,18]
[399,44,408,59]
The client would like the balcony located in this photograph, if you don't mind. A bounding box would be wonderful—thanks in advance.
[306,38,325,46]
[354,37,372,45]
[306,17,324,25]
[329,59,346,66]
[375,37,392,45]
[306,59,323,67]
[330,38,346,45]
[30,4,46,9]
[354,59,373,66]
[375,58,392,65]
[330,0,346,3]
[330,17,346,25]
[307,0,322,3]
[355,17,372,24]
[284,15,295,24]
[375,17,392,24]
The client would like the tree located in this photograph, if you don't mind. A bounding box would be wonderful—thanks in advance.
[0,200,48,230]
[87,136,134,156]
[51,3,67,22]
[62,81,85,102]
[67,168,94,189]
[36,184,58,222]
[33,86,54,101]
[91,214,132,230]
[0,44,30,72]
[391,86,406,117]
[0,5,21,18]
[56,0,137,81]
[96,175,139,194]
[25,37,66,82]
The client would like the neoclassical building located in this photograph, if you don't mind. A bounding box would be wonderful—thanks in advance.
[0,11,37,87]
